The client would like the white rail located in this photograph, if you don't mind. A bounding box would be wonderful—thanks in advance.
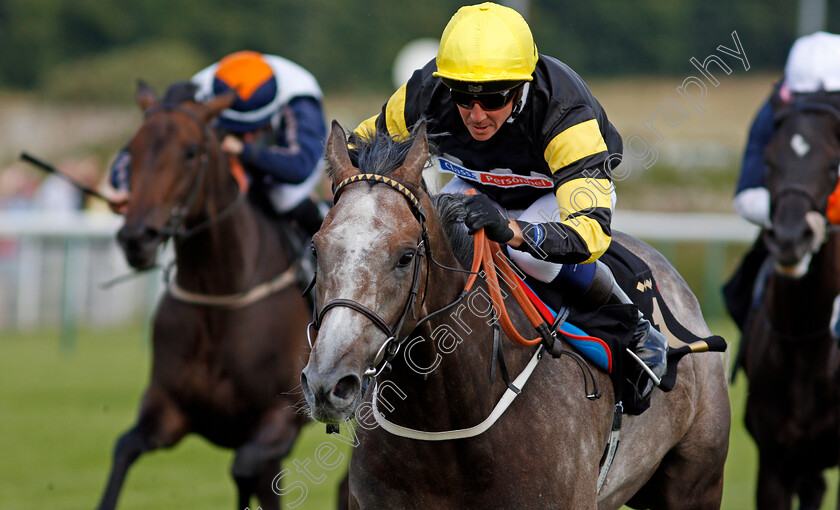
[0,210,755,334]
[612,210,759,242]
[0,210,161,336]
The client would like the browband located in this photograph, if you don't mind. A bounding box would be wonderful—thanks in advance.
[333,173,426,222]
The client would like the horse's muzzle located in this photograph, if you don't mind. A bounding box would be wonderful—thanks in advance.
[300,366,362,423]
[117,224,163,270]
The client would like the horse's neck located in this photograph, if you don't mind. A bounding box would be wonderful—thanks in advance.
[768,233,840,333]
[174,190,287,295]
[378,226,533,432]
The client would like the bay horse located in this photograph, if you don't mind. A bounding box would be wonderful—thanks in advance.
[741,94,840,510]
[96,81,312,510]
[301,121,730,509]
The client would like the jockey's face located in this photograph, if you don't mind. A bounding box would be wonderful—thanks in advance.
[457,100,514,141]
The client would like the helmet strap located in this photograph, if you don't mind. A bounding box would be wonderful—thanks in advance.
[507,83,529,123]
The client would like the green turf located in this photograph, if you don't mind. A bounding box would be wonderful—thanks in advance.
[0,322,837,509]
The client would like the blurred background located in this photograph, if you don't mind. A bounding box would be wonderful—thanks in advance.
[0,0,838,508]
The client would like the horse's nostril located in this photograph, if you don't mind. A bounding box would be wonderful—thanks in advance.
[300,372,310,394]
[333,375,360,400]
[117,225,161,247]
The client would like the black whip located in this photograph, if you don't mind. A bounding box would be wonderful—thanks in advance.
[19,152,118,207]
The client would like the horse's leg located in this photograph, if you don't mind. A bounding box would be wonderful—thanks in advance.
[630,357,729,510]
[756,457,793,510]
[96,387,188,510]
[337,473,350,510]
[232,406,303,510]
[796,472,826,510]
[635,447,726,510]
[252,458,281,510]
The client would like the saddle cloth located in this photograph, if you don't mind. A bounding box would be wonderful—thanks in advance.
[521,240,728,415]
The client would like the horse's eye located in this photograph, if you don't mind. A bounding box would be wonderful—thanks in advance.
[310,243,318,259]
[397,251,415,268]
[184,145,199,160]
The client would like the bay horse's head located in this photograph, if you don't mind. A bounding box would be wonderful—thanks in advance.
[116,80,236,269]
[300,122,432,424]
[763,94,840,277]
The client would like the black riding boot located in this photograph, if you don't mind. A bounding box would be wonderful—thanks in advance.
[580,261,668,398]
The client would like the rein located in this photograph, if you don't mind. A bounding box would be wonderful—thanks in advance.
[462,189,556,349]
[308,175,556,377]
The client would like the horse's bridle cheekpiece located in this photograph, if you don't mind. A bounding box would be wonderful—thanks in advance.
[308,173,432,379]
[143,103,246,240]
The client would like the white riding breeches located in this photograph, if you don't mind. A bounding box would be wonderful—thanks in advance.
[440,176,564,283]
[267,160,324,213]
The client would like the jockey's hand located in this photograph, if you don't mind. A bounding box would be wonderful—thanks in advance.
[106,189,129,215]
[221,134,245,156]
[463,194,514,243]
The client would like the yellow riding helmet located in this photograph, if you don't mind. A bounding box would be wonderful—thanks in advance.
[434,2,538,85]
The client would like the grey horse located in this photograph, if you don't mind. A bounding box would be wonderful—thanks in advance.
[302,121,730,509]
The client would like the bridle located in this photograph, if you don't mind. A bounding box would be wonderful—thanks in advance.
[139,103,247,241]
[768,101,840,229]
[307,173,603,441]
[307,173,438,377]
[305,173,561,379]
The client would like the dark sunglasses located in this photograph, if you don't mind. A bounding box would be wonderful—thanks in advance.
[449,86,520,111]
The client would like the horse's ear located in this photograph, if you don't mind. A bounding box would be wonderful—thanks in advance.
[200,91,237,123]
[326,120,358,184]
[395,121,428,186]
[136,79,159,112]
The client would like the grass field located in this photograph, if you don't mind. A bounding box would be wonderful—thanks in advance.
[1,321,838,509]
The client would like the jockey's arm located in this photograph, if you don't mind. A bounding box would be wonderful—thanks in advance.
[353,83,412,142]
[733,98,774,227]
[239,96,327,184]
[509,110,615,265]
[509,172,613,265]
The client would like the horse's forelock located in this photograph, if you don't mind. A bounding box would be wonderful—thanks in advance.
[332,121,439,190]
[345,129,418,178]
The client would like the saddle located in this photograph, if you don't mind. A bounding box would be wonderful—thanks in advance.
[525,240,728,415]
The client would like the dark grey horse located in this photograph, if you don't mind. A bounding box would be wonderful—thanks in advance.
[300,122,730,509]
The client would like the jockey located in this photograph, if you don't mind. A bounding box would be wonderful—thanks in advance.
[109,51,328,236]
[354,2,667,397]
[725,32,840,332]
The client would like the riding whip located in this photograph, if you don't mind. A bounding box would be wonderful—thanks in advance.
[19,151,118,207]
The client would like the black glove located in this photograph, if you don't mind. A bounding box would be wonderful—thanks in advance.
[463,194,514,243]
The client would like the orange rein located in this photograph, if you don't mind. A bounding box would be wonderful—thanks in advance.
[228,155,249,193]
[462,192,550,348]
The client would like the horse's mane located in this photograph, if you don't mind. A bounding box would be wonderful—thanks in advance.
[432,193,474,268]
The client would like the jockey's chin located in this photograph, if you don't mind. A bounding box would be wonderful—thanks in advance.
[457,102,514,141]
